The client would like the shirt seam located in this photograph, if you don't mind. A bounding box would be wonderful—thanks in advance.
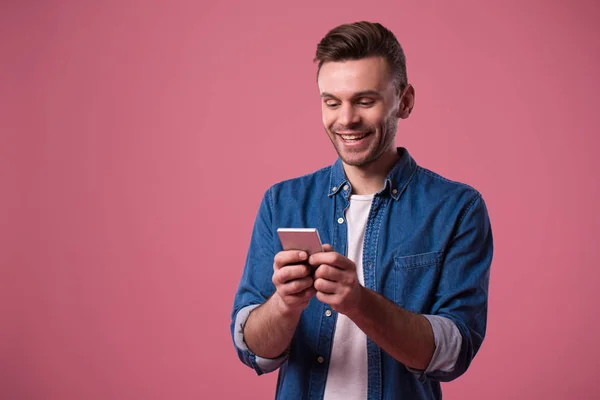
[456,193,482,228]
[417,167,476,191]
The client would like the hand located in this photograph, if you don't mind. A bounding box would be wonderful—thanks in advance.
[308,244,363,315]
[272,250,317,316]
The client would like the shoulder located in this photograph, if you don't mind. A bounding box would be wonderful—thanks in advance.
[267,165,333,198]
[415,165,479,192]
[411,165,484,212]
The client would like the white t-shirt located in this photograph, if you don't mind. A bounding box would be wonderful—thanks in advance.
[323,194,373,400]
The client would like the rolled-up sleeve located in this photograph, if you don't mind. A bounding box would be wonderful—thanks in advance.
[233,304,290,374]
[230,188,288,375]
[407,315,462,377]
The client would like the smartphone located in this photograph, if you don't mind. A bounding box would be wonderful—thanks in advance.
[277,228,324,256]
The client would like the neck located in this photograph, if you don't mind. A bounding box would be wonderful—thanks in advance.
[343,148,400,195]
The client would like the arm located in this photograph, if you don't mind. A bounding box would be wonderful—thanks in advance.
[425,194,493,381]
[243,294,303,359]
[231,188,317,374]
[346,287,434,370]
[243,252,316,359]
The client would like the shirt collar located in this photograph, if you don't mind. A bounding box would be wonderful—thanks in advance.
[328,147,417,201]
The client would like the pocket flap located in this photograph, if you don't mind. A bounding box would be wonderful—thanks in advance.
[394,251,443,269]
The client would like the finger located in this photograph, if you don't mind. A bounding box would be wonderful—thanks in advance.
[274,250,308,270]
[309,251,354,271]
[273,264,311,285]
[314,264,345,282]
[294,286,317,300]
[279,276,314,296]
[283,286,317,305]
[316,291,338,307]
[314,277,337,294]
[322,244,334,252]
[305,287,317,298]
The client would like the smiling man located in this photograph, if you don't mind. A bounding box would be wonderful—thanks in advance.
[231,21,493,399]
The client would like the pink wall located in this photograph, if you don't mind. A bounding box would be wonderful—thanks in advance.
[2,1,599,399]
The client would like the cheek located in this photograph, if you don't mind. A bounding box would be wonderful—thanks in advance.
[321,110,335,129]
[361,115,382,131]
[365,109,391,131]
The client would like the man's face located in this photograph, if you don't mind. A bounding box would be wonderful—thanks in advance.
[317,56,403,168]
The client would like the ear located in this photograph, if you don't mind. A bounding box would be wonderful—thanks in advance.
[396,84,415,119]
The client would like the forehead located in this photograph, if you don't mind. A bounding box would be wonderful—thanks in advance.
[317,56,394,96]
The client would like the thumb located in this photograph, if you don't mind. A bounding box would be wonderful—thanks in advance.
[322,244,334,252]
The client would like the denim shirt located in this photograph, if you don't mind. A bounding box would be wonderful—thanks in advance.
[230,148,493,400]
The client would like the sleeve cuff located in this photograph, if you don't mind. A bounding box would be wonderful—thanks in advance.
[234,304,289,374]
[407,315,462,378]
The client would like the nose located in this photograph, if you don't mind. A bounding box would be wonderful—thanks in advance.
[338,103,360,127]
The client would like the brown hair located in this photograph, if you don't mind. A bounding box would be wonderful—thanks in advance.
[314,21,407,92]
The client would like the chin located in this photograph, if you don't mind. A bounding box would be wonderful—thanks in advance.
[339,151,375,167]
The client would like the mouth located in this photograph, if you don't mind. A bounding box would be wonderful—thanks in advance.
[336,131,371,143]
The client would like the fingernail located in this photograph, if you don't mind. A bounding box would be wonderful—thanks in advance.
[299,251,307,259]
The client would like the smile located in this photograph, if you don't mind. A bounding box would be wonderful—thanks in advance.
[338,132,370,141]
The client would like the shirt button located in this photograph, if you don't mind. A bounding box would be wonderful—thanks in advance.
[325,309,332,317]
[317,356,324,364]
[332,187,337,192]
[343,185,349,191]
[392,188,398,194]
[337,217,344,224]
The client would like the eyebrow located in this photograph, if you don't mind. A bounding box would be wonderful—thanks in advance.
[320,90,383,99]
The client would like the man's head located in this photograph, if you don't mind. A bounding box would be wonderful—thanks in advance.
[314,21,414,168]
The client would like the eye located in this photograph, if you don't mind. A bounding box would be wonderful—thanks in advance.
[356,99,375,107]
[324,100,339,108]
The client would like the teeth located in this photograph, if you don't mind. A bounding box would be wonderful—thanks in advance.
[341,133,367,140]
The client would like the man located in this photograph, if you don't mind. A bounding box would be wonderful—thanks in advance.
[230,21,493,400]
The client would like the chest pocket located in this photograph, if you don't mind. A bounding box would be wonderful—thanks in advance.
[393,251,443,314]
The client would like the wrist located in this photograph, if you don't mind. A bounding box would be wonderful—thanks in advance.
[272,292,303,319]
[345,285,368,321]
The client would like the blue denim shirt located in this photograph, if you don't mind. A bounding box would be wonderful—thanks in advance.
[231,148,493,399]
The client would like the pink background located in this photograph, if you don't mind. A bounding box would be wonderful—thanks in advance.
[2,1,599,399]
